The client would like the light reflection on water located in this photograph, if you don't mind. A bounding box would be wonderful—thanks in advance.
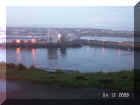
[118,48,120,56]
[4,46,134,72]
[32,48,36,66]
[102,47,104,55]
[16,48,21,64]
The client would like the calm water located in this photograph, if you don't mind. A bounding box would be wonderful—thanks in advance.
[80,36,133,42]
[1,46,134,73]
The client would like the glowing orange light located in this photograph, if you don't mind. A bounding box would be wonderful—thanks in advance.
[58,33,62,40]
[32,48,36,57]
[102,47,104,54]
[87,46,90,53]
[16,40,21,44]
[32,48,36,66]
[16,48,21,55]
[31,39,36,43]
[16,48,21,63]
[118,48,120,56]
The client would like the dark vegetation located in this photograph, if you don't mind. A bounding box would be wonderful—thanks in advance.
[6,63,134,91]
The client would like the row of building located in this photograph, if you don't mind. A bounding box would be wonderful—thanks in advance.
[0,30,79,44]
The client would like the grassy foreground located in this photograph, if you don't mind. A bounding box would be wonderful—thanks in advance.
[7,63,134,91]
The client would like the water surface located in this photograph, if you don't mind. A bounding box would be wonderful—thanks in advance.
[4,46,134,72]
[80,36,133,42]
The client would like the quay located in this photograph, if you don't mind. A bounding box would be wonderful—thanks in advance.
[5,39,134,51]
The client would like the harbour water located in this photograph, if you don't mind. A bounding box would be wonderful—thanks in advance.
[3,45,134,72]
[80,36,134,42]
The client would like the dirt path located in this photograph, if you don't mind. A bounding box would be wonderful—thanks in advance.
[7,80,103,99]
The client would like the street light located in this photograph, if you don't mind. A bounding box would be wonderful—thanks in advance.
[31,39,36,44]
[16,40,21,44]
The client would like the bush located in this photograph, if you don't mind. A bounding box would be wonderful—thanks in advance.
[17,64,26,70]
[6,63,16,69]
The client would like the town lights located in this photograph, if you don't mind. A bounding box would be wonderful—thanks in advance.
[102,40,107,45]
[58,33,62,41]
[102,40,107,42]
[31,39,36,44]
[16,40,21,44]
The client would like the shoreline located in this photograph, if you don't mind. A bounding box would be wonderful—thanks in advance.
[7,63,134,91]
[3,39,135,51]
[5,63,136,99]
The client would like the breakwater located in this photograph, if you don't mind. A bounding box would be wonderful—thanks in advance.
[79,40,133,50]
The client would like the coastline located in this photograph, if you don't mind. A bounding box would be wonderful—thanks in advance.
[7,63,134,91]
[6,63,135,99]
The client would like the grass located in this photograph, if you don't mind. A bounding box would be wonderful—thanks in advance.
[6,63,135,91]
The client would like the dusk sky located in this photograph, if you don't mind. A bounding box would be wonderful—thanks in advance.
[7,6,134,31]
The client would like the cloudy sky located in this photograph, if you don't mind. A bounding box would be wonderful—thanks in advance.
[6,0,137,31]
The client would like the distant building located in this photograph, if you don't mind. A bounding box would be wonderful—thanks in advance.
[67,33,79,41]
[47,30,59,43]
